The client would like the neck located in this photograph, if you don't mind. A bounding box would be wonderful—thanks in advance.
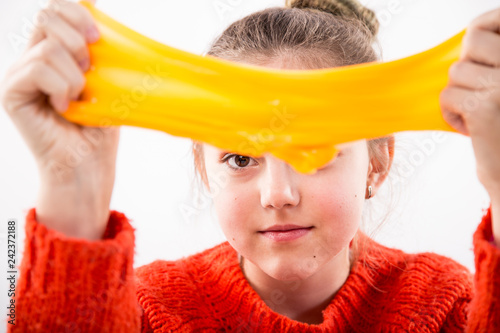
[241,247,351,325]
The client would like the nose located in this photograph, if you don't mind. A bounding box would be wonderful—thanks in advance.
[259,156,300,209]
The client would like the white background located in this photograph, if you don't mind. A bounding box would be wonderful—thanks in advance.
[0,0,499,330]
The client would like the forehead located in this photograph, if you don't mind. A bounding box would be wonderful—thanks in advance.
[236,54,340,71]
[202,143,264,158]
[202,143,221,155]
[202,140,364,158]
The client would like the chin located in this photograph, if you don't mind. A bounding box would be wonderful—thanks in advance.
[259,255,325,281]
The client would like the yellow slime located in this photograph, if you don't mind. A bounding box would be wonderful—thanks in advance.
[65,1,464,174]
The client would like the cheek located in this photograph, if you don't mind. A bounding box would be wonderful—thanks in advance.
[313,178,364,219]
[203,154,258,248]
[212,182,258,244]
[307,171,366,244]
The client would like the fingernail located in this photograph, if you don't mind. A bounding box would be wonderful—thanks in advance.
[86,26,100,43]
[79,58,89,71]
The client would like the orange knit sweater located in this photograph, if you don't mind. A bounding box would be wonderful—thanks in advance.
[6,206,500,332]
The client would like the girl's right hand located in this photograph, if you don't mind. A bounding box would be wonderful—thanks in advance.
[0,0,120,240]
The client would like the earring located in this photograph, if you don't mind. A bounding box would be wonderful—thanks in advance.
[367,185,372,199]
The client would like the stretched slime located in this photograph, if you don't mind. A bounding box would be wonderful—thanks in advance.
[64,1,464,174]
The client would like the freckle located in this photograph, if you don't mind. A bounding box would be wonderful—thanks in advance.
[355,194,357,198]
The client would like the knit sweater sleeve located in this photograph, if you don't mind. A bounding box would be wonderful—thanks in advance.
[5,208,143,333]
[465,205,500,332]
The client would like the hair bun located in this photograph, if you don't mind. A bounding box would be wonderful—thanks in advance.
[285,0,379,38]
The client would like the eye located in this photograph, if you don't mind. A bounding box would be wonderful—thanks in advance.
[221,154,258,171]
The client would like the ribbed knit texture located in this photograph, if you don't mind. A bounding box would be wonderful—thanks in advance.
[5,206,500,332]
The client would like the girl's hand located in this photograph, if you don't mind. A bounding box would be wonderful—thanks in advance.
[440,8,500,195]
[0,0,120,240]
[440,8,500,246]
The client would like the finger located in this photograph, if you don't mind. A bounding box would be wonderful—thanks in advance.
[51,0,97,6]
[27,1,99,53]
[6,61,69,114]
[27,4,73,49]
[41,37,86,101]
[469,8,500,33]
[49,0,100,43]
[8,37,84,107]
[39,11,90,71]
[460,28,500,67]
[448,61,500,90]
[439,87,472,136]
[26,8,52,50]
[80,0,97,5]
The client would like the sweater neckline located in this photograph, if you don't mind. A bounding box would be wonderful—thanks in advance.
[213,237,376,329]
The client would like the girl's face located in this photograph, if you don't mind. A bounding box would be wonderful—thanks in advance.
[202,140,370,280]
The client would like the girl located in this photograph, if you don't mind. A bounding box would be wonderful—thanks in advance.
[1,0,499,331]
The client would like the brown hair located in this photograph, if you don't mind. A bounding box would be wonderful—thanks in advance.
[192,0,392,269]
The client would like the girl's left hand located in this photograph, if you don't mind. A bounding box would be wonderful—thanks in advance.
[440,8,500,197]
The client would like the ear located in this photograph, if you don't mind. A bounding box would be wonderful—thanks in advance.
[366,136,395,198]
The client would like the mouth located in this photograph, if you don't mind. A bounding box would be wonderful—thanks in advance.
[258,225,314,242]
[261,224,312,232]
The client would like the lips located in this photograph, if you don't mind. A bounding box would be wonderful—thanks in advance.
[258,225,313,242]
[261,224,311,232]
